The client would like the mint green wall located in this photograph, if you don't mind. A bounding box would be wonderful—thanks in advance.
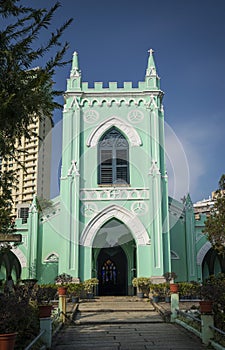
[170,215,188,282]
[10,50,210,289]
[59,49,170,281]
[195,214,209,281]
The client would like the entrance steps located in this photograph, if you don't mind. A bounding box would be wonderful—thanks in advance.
[74,296,163,324]
[53,297,209,349]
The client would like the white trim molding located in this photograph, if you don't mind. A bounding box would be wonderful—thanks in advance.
[87,116,142,147]
[80,204,150,247]
[11,247,27,268]
[80,187,149,201]
[44,252,59,263]
[197,241,212,265]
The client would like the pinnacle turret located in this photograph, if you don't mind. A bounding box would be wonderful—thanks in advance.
[146,49,156,76]
[145,49,160,89]
[29,194,38,213]
[67,51,82,90]
[70,51,80,77]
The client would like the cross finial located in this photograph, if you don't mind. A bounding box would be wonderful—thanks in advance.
[148,48,154,55]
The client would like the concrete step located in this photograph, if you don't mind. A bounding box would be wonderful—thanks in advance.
[74,297,162,324]
[78,296,155,312]
[74,310,163,324]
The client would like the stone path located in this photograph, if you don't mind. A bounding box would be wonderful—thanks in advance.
[52,297,210,349]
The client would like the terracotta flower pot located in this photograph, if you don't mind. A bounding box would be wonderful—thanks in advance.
[199,300,213,314]
[0,332,17,350]
[170,283,179,293]
[57,286,67,296]
[38,305,52,318]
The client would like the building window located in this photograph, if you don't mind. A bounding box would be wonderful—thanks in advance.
[98,127,129,185]
[18,207,29,224]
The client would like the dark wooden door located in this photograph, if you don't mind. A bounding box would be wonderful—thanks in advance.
[97,246,127,296]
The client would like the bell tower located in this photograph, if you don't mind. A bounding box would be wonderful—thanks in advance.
[60,49,171,286]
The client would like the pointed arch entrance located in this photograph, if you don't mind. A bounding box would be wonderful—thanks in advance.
[97,246,127,296]
[202,247,225,279]
[91,217,136,296]
[0,250,21,281]
[80,205,150,295]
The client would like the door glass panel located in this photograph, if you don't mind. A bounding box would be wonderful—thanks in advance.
[101,259,117,285]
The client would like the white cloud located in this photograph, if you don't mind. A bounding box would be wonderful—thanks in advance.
[164,122,190,201]
[165,116,224,202]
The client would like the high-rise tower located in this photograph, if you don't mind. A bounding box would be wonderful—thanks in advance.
[0,116,51,222]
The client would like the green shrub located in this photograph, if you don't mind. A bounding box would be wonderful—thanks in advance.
[0,294,39,349]
[200,273,225,332]
[132,277,151,294]
[67,282,84,297]
[83,278,99,293]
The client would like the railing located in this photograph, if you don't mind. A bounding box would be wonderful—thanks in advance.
[52,307,63,334]
[210,325,225,337]
[209,325,225,349]
[170,301,225,349]
[24,330,45,350]
[23,309,64,350]
[175,309,201,338]
[24,293,78,350]
[176,308,201,324]
[176,309,225,348]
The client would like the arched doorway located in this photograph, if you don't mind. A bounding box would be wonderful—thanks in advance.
[202,248,225,279]
[97,246,127,296]
[0,250,21,281]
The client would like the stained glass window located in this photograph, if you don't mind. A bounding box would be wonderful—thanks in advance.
[101,259,117,285]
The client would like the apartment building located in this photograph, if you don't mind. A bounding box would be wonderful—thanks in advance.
[0,116,52,221]
[193,190,225,220]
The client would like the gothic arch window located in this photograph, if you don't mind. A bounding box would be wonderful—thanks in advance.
[44,253,59,263]
[171,250,179,260]
[98,127,129,185]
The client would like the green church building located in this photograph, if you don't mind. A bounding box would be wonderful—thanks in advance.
[1,50,221,294]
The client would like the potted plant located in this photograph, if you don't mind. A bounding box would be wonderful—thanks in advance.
[132,277,151,298]
[150,283,164,303]
[34,285,57,318]
[0,294,39,349]
[67,282,83,303]
[199,276,217,314]
[83,278,99,298]
[163,283,171,302]
[163,272,177,283]
[55,273,72,295]
[163,272,178,293]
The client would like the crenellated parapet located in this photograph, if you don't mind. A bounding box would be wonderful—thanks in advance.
[66,49,162,99]
[67,80,161,92]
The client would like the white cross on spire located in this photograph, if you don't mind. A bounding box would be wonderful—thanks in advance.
[148,48,154,55]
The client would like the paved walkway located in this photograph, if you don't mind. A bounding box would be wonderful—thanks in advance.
[52,297,210,349]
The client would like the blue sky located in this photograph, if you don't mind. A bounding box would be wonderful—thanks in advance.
[29,1,225,202]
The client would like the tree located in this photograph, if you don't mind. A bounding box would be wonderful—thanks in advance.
[37,196,53,212]
[218,174,225,191]
[0,170,16,234]
[203,174,225,255]
[0,1,72,237]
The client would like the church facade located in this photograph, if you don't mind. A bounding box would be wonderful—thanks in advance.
[2,50,217,294]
